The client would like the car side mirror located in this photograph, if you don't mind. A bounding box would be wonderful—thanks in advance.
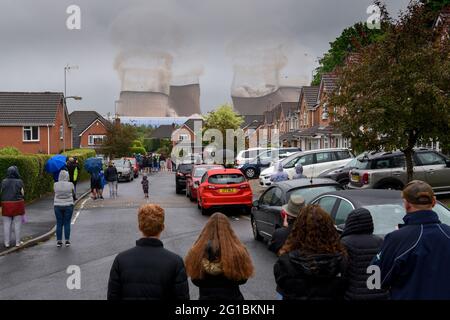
[252,199,259,208]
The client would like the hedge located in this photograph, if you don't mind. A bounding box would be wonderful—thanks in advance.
[0,148,96,203]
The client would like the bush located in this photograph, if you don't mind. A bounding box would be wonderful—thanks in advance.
[0,147,21,156]
[130,147,146,155]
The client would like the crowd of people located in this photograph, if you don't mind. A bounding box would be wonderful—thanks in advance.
[135,153,173,174]
[107,179,450,300]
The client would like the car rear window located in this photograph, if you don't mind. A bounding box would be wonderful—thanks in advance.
[287,185,342,204]
[178,164,192,173]
[209,174,245,184]
[354,158,370,170]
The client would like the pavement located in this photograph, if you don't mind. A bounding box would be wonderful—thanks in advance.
[0,171,277,300]
[0,181,91,256]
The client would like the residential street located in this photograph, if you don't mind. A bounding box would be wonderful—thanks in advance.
[0,172,276,300]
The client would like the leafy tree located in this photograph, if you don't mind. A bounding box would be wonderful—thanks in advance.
[101,123,138,158]
[421,0,450,12]
[331,0,450,182]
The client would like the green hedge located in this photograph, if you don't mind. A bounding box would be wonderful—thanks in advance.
[0,147,21,156]
[0,149,96,203]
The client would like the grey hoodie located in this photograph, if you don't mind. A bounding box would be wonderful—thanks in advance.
[54,170,74,207]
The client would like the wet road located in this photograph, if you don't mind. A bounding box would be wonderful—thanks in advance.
[0,172,277,300]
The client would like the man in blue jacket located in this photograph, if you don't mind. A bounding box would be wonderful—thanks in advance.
[371,180,450,300]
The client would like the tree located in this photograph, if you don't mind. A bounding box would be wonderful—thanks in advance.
[312,20,388,85]
[331,1,450,182]
[101,123,138,158]
[421,0,450,12]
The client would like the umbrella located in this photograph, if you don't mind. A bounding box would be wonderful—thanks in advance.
[44,155,67,173]
[84,157,103,173]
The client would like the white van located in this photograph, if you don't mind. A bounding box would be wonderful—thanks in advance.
[259,148,355,187]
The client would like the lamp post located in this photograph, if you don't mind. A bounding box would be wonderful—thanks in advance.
[63,65,79,152]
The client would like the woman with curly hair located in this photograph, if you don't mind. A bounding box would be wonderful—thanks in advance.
[274,204,348,300]
[185,212,254,300]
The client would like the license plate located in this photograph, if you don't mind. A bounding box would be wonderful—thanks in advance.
[219,188,237,193]
[351,175,360,182]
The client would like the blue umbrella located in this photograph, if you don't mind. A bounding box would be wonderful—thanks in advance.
[84,157,103,173]
[44,154,67,173]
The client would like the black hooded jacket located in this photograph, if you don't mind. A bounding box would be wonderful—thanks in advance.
[340,208,388,300]
[274,250,347,300]
[1,166,24,202]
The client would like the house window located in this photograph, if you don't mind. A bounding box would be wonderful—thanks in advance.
[179,134,189,142]
[60,125,63,140]
[324,136,329,149]
[322,103,329,120]
[88,135,106,146]
[23,126,39,142]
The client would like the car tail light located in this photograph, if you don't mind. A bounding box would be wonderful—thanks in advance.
[239,183,250,189]
[207,185,217,190]
[177,172,184,176]
[362,172,369,185]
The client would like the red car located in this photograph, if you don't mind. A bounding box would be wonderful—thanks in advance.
[196,168,253,216]
[185,164,224,201]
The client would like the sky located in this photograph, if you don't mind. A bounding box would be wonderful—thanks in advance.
[0,0,411,115]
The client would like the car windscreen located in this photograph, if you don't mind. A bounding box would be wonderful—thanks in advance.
[208,174,245,184]
[354,158,370,169]
[287,185,342,204]
[113,160,128,168]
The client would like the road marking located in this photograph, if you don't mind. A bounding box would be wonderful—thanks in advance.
[71,198,88,225]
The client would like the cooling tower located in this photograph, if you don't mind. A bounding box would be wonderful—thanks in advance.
[169,84,201,116]
[117,91,174,117]
[232,86,301,115]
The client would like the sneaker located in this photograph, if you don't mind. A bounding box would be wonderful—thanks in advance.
[4,244,10,249]
[15,241,24,247]
[65,241,71,247]
[57,241,63,248]
[100,196,104,200]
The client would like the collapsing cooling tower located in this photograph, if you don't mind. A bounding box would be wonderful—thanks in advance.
[117,91,174,117]
[169,84,201,116]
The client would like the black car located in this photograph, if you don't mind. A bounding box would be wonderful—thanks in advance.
[318,157,361,187]
[251,178,343,242]
[175,163,193,194]
[237,147,302,179]
[309,189,450,236]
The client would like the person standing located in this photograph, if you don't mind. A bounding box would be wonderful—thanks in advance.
[1,166,25,248]
[90,171,101,200]
[160,154,166,172]
[292,163,307,180]
[166,156,173,172]
[268,195,305,255]
[274,205,348,300]
[104,161,119,199]
[185,212,254,300]
[340,208,387,300]
[141,175,149,199]
[107,204,189,300]
[270,161,289,183]
[53,170,75,247]
[371,180,450,300]
[98,170,106,200]
[67,157,80,197]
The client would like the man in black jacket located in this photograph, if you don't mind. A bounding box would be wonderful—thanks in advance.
[107,204,190,300]
[268,195,305,254]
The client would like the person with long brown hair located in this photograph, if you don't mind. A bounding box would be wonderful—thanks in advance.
[274,204,348,300]
[185,212,254,300]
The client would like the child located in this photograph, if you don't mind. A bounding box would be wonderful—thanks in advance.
[141,175,149,199]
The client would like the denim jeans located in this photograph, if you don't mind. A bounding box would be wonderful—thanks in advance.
[54,205,74,241]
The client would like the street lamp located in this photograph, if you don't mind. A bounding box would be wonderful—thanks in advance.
[63,64,79,152]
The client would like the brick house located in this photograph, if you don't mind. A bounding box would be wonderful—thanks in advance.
[240,115,265,148]
[171,117,204,154]
[69,111,110,151]
[0,92,72,154]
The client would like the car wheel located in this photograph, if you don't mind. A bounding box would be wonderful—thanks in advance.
[251,215,263,241]
[338,179,350,189]
[201,206,209,216]
[176,184,182,194]
[245,168,256,179]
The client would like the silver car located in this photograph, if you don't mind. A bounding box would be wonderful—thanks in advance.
[348,149,450,195]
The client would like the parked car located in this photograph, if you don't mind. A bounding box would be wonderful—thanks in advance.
[185,164,224,201]
[237,147,302,179]
[124,157,139,178]
[235,147,272,166]
[113,159,133,182]
[259,148,354,187]
[175,163,193,194]
[318,156,364,187]
[196,168,252,216]
[251,178,343,242]
[310,189,450,236]
[348,149,450,194]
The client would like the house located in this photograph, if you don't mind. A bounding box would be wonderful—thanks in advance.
[0,92,72,154]
[171,116,204,151]
[69,111,111,151]
[240,115,265,148]
[434,6,450,41]
[150,124,176,140]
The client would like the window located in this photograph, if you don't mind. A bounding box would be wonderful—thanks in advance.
[261,188,276,205]
[315,152,334,164]
[316,196,338,215]
[335,150,351,160]
[88,135,106,146]
[208,174,245,185]
[374,158,391,169]
[392,156,406,168]
[59,125,63,140]
[23,126,39,142]
[416,152,446,166]
[298,154,315,166]
[335,200,355,225]
[289,186,342,204]
[323,137,329,149]
[178,134,189,142]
